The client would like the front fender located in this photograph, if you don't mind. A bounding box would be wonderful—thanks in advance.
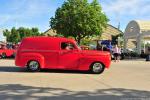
[78,55,111,70]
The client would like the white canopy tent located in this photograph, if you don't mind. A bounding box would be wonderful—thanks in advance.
[124,20,150,54]
[0,29,6,42]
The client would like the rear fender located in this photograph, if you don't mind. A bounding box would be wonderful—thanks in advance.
[21,53,45,68]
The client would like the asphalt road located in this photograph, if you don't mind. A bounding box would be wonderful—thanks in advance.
[0,59,150,100]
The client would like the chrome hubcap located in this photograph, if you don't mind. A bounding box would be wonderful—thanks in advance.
[2,53,6,57]
[29,61,39,70]
[92,63,102,73]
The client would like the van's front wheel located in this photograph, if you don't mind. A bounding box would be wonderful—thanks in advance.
[27,60,40,72]
[90,62,105,74]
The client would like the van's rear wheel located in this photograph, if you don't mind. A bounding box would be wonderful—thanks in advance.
[27,60,40,72]
[90,62,105,74]
[1,53,6,58]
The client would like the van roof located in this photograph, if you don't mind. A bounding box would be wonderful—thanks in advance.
[23,36,75,42]
[20,36,76,50]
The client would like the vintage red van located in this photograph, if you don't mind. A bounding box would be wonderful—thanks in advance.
[15,37,111,74]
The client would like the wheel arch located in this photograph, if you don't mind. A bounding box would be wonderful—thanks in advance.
[90,61,105,70]
[21,53,45,68]
[1,52,7,58]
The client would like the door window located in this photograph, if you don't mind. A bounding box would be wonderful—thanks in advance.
[61,42,75,50]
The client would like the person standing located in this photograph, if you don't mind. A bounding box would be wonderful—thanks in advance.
[113,45,121,62]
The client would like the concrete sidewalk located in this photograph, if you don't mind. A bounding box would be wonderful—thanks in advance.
[0,59,150,100]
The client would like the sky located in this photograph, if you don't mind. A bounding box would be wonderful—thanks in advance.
[0,0,150,34]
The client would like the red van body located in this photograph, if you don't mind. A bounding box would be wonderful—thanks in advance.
[15,37,111,74]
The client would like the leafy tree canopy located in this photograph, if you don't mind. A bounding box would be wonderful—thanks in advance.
[50,0,108,44]
[3,27,44,43]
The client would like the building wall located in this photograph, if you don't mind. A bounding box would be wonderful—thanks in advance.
[44,25,123,40]
[44,29,57,36]
[101,25,122,40]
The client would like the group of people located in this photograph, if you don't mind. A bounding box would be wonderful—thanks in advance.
[0,43,19,50]
[97,43,121,62]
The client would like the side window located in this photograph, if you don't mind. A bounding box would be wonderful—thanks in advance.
[61,42,68,50]
[61,42,75,50]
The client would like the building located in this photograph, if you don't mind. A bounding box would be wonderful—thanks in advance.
[124,20,150,54]
[101,24,123,40]
[44,24,123,40]
[44,29,57,36]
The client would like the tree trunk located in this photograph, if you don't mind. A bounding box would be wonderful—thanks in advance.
[77,34,81,45]
[77,38,81,45]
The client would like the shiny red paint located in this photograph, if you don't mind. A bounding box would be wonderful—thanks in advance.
[0,49,16,57]
[0,44,18,58]
[15,37,111,71]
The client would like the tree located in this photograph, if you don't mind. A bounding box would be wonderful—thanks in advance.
[9,27,20,43]
[18,27,26,40]
[31,28,40,36]
[3,27,43,43]
[50,0,108,44]
[3,29,11,42]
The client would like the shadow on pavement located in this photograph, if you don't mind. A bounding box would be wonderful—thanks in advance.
[0,84,150,100]
[0,66,92,74]
[0,66,26,72]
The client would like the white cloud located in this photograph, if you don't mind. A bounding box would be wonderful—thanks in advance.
[100,0,150,31]
[0,0,59,32]
[23,0,54,16]
[0,15,11,26]
[101,0,150,16]
[0,0,56,25]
